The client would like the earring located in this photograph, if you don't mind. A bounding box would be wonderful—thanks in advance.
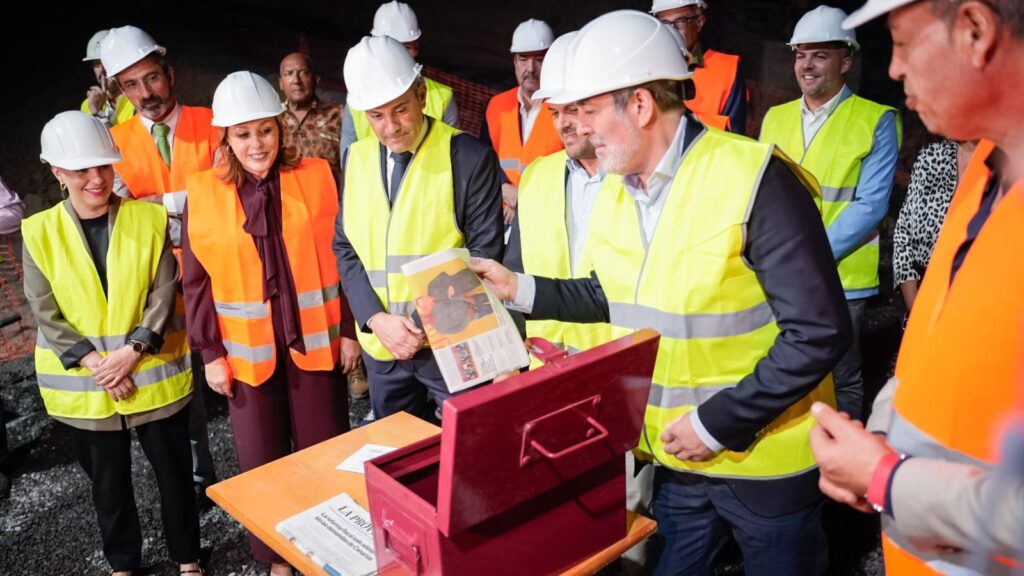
[58,179,67,192]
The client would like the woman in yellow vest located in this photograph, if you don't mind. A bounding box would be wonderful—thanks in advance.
[181,72,349,576]
[23,111,200,576]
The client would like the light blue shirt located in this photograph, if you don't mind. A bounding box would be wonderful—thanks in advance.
[508,117,726,453]
[565,158,605,273]
[808,86,901,300]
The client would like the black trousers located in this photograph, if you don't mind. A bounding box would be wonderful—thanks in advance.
[363,348,451,421]
[69,404,200,571]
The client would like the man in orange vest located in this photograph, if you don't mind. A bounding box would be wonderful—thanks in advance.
[483,19,565,226]
[652,0,747,134]
[809,0,1024,572]
[99,25,219,502]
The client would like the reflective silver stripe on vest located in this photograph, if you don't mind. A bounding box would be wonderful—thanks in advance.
[214,301,268,320]
[296,283,341,310]
[303,330,332,351]
[608,301,775,340]
[37,355,190,392]
[649,382,737,409]
[883,518,1008,576]
[366,270,387,289]
[36,330,125,353]
[386,254,431,270]
[223,340,275,363]
[888,412,991,470]
[821,185,857,203]
[389,301,417,317]
[500,158,521,171]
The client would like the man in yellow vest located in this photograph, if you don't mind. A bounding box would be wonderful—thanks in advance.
[80,30,135,127]
[503,31,611,360]
[760,6,901,421]
[472,11,851,575]
[334,36,503,422]
[99,25,218,500]
[483,19,565,226]
[651,0,748,134]
[340,1,459,157]
[811,0,1024,572]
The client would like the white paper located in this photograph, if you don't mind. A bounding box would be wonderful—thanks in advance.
[336,444,398,474]
[275,493,377,576]
[401,248,530,393]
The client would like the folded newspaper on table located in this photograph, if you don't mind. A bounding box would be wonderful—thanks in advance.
[401,248,530,393]
[275,493,377,576]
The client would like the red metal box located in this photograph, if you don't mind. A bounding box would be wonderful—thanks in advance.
[365,329,659,575]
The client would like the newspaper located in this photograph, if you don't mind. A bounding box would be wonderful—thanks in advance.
[275,493,377,576]
[401,248,530,393]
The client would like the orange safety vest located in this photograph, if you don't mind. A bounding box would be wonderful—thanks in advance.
[485,87,564,185]
[687,48,742,133]
[884,140,1024,575]
[185,157,342,386]
[110,106,220,198]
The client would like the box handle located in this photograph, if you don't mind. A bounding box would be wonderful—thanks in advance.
[529,416,610,461]
[382,518,422,575]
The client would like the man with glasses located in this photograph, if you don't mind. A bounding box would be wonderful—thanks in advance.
[652,0,748,134]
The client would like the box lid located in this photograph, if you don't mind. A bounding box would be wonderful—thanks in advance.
[435,329,659,537]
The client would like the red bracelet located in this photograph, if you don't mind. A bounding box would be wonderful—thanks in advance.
[866,452,902,512]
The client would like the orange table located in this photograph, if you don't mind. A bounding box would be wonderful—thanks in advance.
[208,412,656,575]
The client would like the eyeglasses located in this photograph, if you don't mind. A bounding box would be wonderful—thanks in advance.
[661,13,703,30]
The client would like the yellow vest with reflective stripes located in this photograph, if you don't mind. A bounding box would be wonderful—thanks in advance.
[344,120,465,361]
[518,150,613,369]
[350,77,455,142]
[760,94,901,292]
[80,94,136,126]
[22,201,192,419]
[590,128,834,479]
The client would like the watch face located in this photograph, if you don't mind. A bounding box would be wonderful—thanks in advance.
[131,341,146,353]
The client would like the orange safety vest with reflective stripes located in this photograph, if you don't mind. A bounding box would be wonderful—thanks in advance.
[110,106,220,199]
[185,158,342,386]
[884,140,1024,575]
[687,48,742,133]
[485,87,564,185]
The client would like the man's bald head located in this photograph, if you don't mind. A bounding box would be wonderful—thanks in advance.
[279,52,316,107]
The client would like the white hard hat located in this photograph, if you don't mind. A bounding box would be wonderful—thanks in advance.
[650,0,707,14]
[40,111,122,170]
[510,19,554,53]
[532,32,577,101]
[370,1,422,43]
[344,35,423,111]
[83,30,109,62]
[100,25,167,78]
[843,0,917,29]
[211,71,286,128]
[549,10,692,105]
[789,6,860,51]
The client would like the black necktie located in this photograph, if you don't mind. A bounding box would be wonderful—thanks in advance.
[389,151,413,205]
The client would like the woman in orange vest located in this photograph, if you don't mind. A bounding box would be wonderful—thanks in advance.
[181,72,351,576]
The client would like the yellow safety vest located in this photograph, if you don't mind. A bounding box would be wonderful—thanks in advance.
[22,200,192,419]
[343,120,464,361]
[80,94,136,126]
[518,150,613,369]
[760,94,902,291]
[350,76,455,142]
[590,128,834,479]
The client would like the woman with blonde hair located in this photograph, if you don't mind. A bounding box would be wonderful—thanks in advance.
[23,110,201,575]
[181,71,351,575]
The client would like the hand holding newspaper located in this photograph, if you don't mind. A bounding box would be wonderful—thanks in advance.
[401,248,530,393]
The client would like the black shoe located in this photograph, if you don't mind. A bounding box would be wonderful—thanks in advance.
[0,471,10,499]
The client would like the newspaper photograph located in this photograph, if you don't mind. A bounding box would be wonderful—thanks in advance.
[275,492,377,576]
[401,248,530,393]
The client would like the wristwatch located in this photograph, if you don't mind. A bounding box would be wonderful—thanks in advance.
[128,339,149,354]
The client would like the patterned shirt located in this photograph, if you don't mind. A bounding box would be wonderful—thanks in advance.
[281,99,344,184]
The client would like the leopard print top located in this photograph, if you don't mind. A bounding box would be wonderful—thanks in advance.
[892,139,958,288]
